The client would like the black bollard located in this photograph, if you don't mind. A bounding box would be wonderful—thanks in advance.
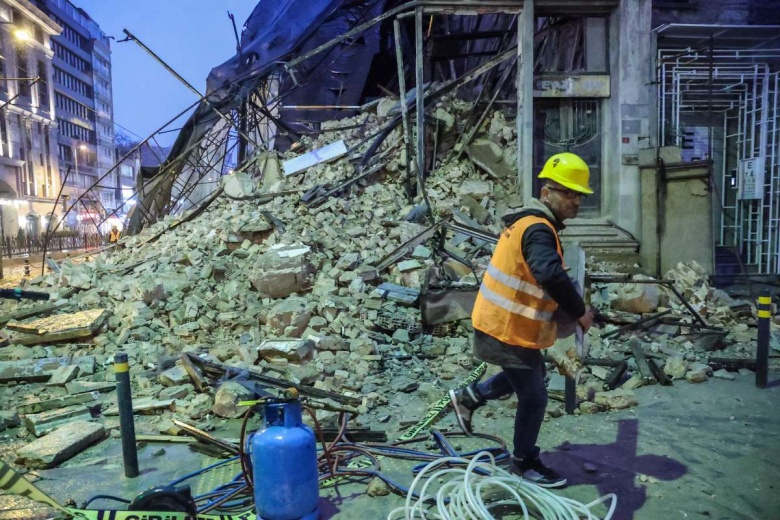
[23,259,30,277]
[756,290,771,389]
[114,352,139,477]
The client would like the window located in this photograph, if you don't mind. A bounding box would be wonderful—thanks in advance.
[655,0,697,8]
[17,46,30,98]
[20,150,35,197]
[0,112,8,157]
[535,17,609,73]
[37,60,49,109]
[0,51,6,94]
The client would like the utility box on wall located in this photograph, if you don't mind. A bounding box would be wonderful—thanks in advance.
[639,147,714,277]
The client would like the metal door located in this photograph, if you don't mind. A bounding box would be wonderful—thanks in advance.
[533,99,602,215]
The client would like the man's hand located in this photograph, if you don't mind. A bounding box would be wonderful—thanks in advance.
[577,308,594,332]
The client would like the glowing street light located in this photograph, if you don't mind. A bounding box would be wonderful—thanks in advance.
[12,28,30,41]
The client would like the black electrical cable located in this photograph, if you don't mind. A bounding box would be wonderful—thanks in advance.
[81,494,131,508]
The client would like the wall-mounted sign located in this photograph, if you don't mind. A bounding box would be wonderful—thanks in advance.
[533,74,611,98]
[737,157,765,201]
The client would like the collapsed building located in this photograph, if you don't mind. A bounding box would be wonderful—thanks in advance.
[1,0,780,518]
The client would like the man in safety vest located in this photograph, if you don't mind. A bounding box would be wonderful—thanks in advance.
[108,226,121,244]
[450,152,594,488]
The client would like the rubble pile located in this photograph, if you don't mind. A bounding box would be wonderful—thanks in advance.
[588,261,778,389]
[0,97,776,468]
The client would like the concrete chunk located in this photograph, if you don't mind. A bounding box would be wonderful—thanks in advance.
[257,339,315,363]
[16,421,105,469]
[158,365,191,387]
[212,381,255,418]
[23,403,95,437]
[0,411,20,432]
[593,389,638,410]
[46,365,80,386]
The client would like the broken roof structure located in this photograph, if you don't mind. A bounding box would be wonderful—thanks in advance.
[3,1,780,517]
[46,0,780,283]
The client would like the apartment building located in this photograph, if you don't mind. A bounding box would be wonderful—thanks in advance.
[0,0,60,238]
[31,0,115,233]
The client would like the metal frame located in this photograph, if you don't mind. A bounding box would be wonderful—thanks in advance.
[656,24,780,275]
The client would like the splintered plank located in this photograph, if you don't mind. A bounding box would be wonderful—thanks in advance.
[65,381,116,395]
[11,328,97,345]
[0,356,96,383]
[7,308,108,335]
[23,404,97,437]
[103,398,176,416]
[0,301,65,327]
[629,337,657,384]
[17,392,100,415]
[15,421,105,469]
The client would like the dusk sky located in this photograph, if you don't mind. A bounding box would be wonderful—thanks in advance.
[75,1,258,145]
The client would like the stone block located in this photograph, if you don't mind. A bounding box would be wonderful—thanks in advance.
[663,356,687,379]
[23,404,94,437]
[265,298,311,337]
[159,384,194,400]
[250,244,317,299]
[16,421,105,469]
[609,282,659,314]
[593,389,638,410]
[0,411,20,432]
[157,365,190,386]
[212,381,255,418]
[257,339,315,363]
[223,171,257,199]
[46,365,80,386]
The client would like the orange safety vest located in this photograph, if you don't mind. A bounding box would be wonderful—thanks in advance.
[109,229,120,243]
[472,215,563,349]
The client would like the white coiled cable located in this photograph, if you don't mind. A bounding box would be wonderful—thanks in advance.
[387,451,617,520]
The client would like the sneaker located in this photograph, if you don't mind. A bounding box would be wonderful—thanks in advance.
[512,457,567,488]
[449,385,482,436]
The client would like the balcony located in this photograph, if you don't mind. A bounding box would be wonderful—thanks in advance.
[94,86,111,102]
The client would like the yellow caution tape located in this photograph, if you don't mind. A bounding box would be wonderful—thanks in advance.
[3,364,489,514]
[397,362,486,442]
[319,457,374,488]
[0,459,76,517]
[321,362,488,487]
[114,362,129,373]
[758,310,771,318]
[1,459,258,520]
[758,296,771,305]
[63,511,257,520]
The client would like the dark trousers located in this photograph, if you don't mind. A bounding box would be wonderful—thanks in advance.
[474,364,547,461]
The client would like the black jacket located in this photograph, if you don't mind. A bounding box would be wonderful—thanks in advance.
[502,204,586,320]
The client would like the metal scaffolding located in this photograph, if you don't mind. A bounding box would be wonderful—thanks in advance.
[656,24,780,275]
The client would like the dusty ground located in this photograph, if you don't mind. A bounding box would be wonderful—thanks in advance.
[1,363,778,520]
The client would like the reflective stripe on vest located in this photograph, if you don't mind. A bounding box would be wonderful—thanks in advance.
[478,283,554,321]
[485,263,551,301]
[471,215,563,349]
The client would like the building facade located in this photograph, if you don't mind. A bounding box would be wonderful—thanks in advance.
[510,0,779,280]
[0,0,60,239]
[31,0,115,234]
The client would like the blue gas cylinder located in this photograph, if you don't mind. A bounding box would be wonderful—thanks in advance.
[251,399,319,520]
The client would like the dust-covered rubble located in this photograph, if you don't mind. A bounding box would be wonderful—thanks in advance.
[0,96,776,469]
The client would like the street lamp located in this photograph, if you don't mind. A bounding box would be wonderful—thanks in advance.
[12,28,30,41]
[0,20,31,41]
[71,144,87,229]
[73,143,87,185]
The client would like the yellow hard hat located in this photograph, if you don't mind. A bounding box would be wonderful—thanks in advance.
[538,152,593,194]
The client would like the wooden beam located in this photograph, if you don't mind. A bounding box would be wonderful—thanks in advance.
[179,352,209,393]
[17,393,99,415]
[0,356,95,384]
[629,337,656,384]
[0,301,64,327]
